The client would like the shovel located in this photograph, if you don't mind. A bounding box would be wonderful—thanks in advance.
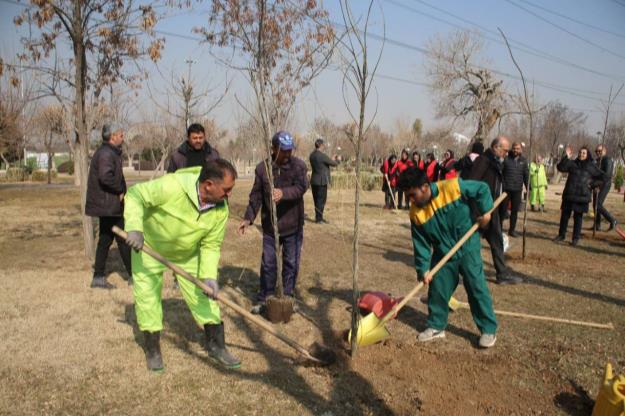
[447,297,614,330]
[350,192,508,347]
[112,226,336,366]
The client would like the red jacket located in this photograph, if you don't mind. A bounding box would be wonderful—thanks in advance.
[381,160,398,188]
[426,160,439,182]
[393,159,414,176]
[439,158,457,180]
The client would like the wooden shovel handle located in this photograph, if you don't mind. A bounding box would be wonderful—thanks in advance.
[112,226,321,363]
[379,192,508,326]
[452,299,613,330]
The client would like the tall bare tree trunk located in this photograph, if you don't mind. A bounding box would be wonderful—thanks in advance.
[73,6,95,259]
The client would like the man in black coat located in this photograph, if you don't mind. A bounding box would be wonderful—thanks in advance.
[309,138,338,223]
[469,136,523,285]
[502,142,529,237]
[593,144,617,231]
[85,123,132,289]
[167,123,220,173]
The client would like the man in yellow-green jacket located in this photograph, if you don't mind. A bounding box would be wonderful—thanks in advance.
[124,159,240,371]
[529,155,548,212]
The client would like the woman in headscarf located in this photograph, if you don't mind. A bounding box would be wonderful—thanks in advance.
[411,151,425,171]
[554,145,606,246]
[380,154,398,209]
[393,149,414,209]
[438,149,457,180]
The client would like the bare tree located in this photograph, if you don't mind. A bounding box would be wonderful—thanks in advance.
[426,30,506,142]
[338,0,384,355]
[0,61,37,168]
[13,0,165,258]
[147,63,229,134]
[200,0,335,309]
[536,101,586,179]
[34,105,69,184]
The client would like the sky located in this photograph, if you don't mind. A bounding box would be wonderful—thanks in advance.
[2,0,625,140]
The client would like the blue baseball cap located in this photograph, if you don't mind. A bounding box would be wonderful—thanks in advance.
[271,130,295,150]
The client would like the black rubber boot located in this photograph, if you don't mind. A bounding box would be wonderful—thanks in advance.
[204,323,241,369]
[90,276,116,289]
[143,331,164,372]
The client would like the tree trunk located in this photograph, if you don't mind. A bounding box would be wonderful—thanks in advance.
[47,152,52,184]
[73,9,95,260]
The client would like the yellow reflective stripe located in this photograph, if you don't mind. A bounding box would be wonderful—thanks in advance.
[410,179,462,225]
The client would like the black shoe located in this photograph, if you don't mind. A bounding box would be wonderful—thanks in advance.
[143,331,164,372]
[607,221,617,232]
[205,323,241,369]
[531,205,536,212]
[508,230,520,238]
[571,239,579,247]
[553,235,565,242]
[90,276,116,289]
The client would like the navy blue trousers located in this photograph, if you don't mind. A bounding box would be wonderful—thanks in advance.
[258,230,304,301]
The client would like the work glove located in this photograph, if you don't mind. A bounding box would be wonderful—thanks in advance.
[125,231,144,251]
[202,279,219,300]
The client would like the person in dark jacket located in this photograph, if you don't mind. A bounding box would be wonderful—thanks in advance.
[592,144,617,231]
[167,123,220,173]
[238,131,309,313]
[381,154,398,209]
[309,138,338,223]
[85,123,132,289]
[554,145,606,246]
[502,142,529,237]
[455,141,484,179]
[469,136,523,285]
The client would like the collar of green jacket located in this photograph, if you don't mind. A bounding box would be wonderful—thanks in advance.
[172,165,224,212]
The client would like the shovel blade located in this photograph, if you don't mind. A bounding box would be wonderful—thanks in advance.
[348,313,391,347]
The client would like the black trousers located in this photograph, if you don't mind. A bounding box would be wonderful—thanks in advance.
[594,184,615,227]
[384,187,397,208]
[94,216,132,278]
[558,208,583,241]
[311,185,328,221]
[483,209,508,279]
[397,189,410,209]
[504,190,523,233]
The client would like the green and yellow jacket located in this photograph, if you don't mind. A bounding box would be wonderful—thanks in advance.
[124,166,228,280]
[410,178,493,279]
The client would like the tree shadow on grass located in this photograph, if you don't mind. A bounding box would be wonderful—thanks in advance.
[119,266,397,415]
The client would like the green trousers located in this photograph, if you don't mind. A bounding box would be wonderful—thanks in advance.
[131,249,221,332]
[427,245,497,334]
[530,186,545,206]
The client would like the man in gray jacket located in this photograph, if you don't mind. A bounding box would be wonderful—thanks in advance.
[309,138,338,223]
